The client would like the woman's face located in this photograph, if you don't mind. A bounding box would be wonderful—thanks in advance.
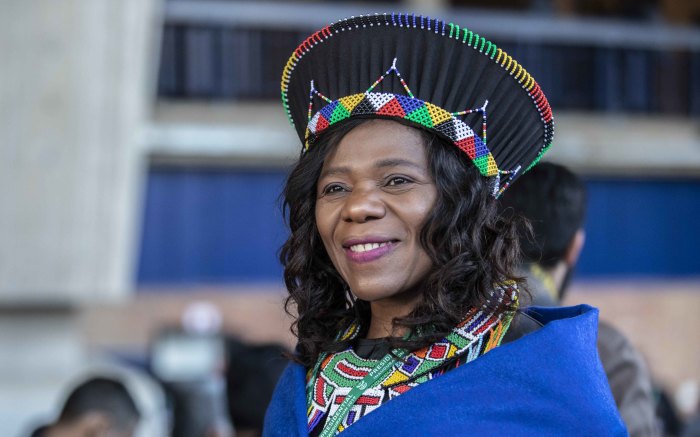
[315,119,437,306]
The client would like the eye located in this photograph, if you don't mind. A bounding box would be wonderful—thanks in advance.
[321,183,348,195]
[386,176,413,186]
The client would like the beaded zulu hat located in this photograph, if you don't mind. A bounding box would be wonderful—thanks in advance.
[281,13,554,196]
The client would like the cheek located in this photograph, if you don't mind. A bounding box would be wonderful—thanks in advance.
[314,202,335,253]
[409,190,438,235]
[315,204,348,281]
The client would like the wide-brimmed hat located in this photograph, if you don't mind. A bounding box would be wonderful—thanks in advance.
[281,13,554,196]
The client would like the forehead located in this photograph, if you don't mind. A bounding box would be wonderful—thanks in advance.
[322,120,429,170]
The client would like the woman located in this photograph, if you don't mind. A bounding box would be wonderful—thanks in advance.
[265,13,625,436]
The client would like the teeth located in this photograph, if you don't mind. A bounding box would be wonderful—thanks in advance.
[350,242,388,253]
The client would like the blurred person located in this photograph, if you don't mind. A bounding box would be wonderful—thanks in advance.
[150,328,234,437]
[225,339,288,436]
[499,161,659,436]
[264,12,625,436]
[30,377,140,437]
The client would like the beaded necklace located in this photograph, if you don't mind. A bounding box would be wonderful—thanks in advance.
[306,284,518,435]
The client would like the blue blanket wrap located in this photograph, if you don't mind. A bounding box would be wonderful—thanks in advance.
[264,305,628,436]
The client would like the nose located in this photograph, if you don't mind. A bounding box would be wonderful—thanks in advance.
[341,186,386,223]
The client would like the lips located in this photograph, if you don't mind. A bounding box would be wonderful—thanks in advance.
[342,237,398,263]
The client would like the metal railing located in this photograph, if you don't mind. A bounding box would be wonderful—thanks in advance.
[158,1,700,116]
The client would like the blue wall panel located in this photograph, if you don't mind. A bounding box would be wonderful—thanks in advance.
[578,177,700,277]
[136,168,700,286]
[137,166,289,285]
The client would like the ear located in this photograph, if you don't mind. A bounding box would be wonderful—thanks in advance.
[564,228,585,267]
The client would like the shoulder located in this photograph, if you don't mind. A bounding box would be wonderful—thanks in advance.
[498,304,602,370]
[461,305,626,433]
[595,320,651,387]
[596,321,659,436]
[597,321,633,356]
[501,304,601,350]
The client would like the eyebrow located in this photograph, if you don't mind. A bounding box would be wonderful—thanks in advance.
[319,158,424,179]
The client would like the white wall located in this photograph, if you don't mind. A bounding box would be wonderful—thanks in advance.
[0,1,161,435]
[0,0,160,304]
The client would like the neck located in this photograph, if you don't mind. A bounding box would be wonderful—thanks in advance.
[549,262,569,298]
[537,261,568,302]
[366,294,421,339]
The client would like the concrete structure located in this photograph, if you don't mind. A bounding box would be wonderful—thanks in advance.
[0,1,161,435]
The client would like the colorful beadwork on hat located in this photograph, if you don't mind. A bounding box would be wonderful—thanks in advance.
[281,13,554,196]
[306,59,499,177]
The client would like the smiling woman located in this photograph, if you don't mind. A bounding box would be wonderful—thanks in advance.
[264,12,626,437]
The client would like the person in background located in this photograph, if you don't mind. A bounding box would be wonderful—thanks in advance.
[226,339,288,436]
[498,161,660,436]
[30,377,140,437]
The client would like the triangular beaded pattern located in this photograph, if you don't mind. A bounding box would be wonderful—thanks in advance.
[304,60,499,179]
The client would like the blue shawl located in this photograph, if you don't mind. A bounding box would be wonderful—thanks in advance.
[264,305,627,436]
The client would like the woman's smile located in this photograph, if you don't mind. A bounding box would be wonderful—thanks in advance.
[343,237,398,263]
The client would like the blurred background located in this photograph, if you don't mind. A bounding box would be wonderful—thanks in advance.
[1,0,699,436]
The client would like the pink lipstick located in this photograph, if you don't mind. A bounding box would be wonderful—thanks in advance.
[342,238,397,263]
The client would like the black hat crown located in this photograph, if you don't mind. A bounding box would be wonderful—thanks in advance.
[282,13,554,196]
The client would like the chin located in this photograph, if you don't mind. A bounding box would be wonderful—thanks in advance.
[350,289,391,303]
[349,280,422,305]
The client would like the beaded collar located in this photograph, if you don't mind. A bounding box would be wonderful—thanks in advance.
[306,284,518,435]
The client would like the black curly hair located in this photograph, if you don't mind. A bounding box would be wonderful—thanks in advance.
[280,118,525,368]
